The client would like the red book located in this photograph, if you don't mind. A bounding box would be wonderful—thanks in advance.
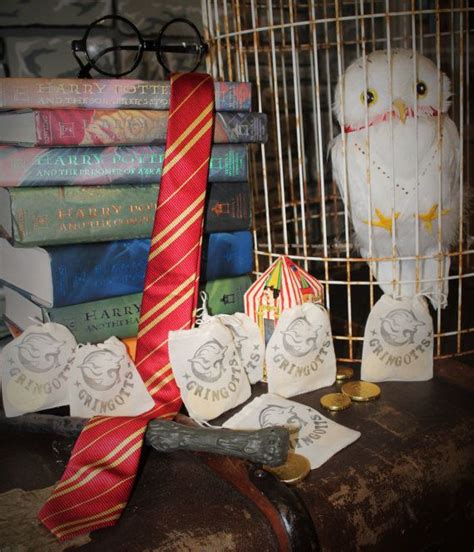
[0,109,267,146]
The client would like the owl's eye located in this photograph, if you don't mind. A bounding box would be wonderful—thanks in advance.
[416,81,428,97]
[360,88,378,106]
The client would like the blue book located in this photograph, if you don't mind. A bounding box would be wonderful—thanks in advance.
[202,231,253,282]
[0,231,253,308]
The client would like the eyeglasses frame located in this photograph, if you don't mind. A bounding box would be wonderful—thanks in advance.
[71,14,208,79]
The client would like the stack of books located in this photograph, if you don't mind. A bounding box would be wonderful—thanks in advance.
[0,78,266,344]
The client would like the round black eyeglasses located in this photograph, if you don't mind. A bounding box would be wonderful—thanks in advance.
[71,15,208,78]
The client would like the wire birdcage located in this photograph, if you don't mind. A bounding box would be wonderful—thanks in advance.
[201,0,473,364]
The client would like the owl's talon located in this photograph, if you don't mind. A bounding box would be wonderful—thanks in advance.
[417,203,450,233]
[362,208,400,233]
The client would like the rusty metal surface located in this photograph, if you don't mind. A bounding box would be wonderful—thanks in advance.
[0,359,473,550]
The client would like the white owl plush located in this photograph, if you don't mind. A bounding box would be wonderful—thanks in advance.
[331,49,460,309]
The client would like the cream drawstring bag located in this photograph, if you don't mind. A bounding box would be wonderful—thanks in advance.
[361,294,433,382]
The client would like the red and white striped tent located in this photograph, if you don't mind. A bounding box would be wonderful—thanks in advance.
[244,256,324,344]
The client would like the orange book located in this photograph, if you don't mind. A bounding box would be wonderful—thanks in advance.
[122,336,137,361]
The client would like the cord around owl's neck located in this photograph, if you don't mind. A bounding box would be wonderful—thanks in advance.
[343,106,440,133]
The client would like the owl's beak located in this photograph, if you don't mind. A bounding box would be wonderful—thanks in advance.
[392,98,408,124]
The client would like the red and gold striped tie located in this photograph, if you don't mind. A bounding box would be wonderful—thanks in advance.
[39,73,215,540]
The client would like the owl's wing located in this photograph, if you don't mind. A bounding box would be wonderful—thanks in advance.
[330,134,346,203]
[330,132,374,257]
[330,134,367,217]
[438,115,461,248]
[408,115,460,251]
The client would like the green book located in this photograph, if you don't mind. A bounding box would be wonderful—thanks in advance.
[203,274,253,315]
[0,181,251,247]
[4,276,253,342]
[4,287,141,344]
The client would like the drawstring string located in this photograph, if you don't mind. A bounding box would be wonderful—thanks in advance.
[389,290,447,309]
[195,290,211,326]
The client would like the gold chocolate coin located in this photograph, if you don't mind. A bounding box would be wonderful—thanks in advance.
[341,380,381,402]
[264,453,311,485]
[336,366,354,382]
[320,392,351,412]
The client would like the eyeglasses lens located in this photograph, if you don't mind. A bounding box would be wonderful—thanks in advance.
[86,17,141,76]
[157,20,203,73]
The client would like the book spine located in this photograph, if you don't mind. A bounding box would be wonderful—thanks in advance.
[4,182,252,246]
[204,182,251,233]
[213,113,268,144]
[45,232,252,306]
[0,144,248,186]
[46,292,142,344]
[31,110,267,146]
[202,231,254,281]
[49,239,149,307]
[0,79,251,111]
[202,274,253,316]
